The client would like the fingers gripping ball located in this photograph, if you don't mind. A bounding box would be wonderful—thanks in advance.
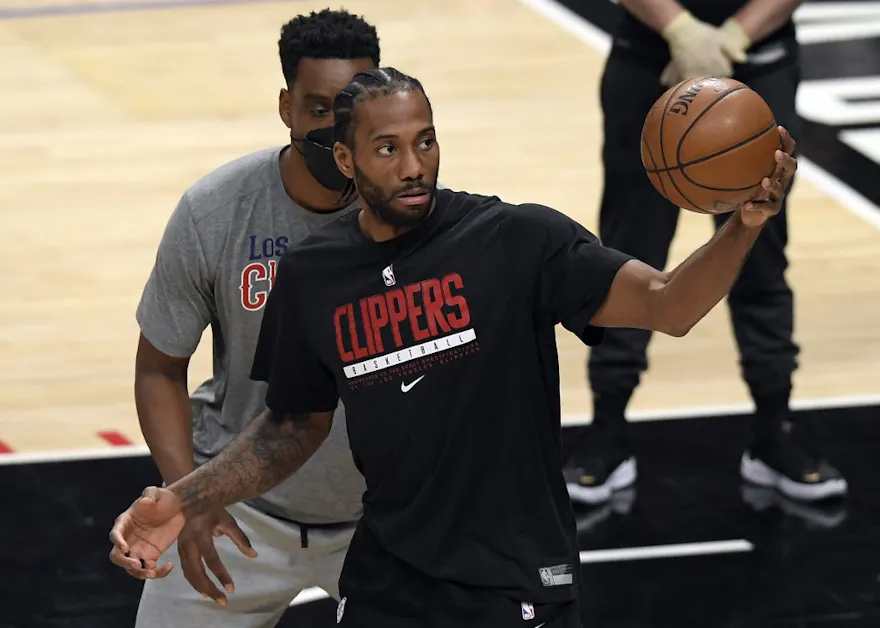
[640,76,780,214]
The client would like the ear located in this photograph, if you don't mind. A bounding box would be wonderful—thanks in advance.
[333,142,354,179]
[278,88,291,129]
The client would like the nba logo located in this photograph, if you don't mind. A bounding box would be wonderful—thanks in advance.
[521,602,535,620]
[539,568,553,586]
[382,264,396,287]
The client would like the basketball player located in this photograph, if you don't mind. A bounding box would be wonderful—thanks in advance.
[563,0,848,505]
[109,67,798,627]
[106,10,380,626]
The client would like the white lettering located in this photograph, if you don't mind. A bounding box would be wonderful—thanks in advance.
[794,2,880,45]
[840,127,880,167]
[797,76,880,126]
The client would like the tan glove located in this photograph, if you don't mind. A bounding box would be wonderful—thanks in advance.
[659,12,751,86]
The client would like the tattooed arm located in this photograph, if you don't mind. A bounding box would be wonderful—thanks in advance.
[166,409,333,519]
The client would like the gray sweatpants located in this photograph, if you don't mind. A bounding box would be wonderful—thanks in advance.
[135,501,355,628]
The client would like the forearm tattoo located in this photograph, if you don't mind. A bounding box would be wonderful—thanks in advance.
[172,411,327,518]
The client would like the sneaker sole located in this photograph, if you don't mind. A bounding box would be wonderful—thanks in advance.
[567,457,637,505]
[740,454,848,502]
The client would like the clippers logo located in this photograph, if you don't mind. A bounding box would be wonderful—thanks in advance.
[382,264,396,287]
[333,271,481,388]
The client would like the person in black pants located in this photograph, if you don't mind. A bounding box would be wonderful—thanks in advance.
[563,0,848,504]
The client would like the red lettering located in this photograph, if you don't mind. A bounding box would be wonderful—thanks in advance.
[240,262,268,311]
[405,283,430,341]
[385,289,407,347]
[367,295,389,353]
[334,306,354,362]
[421,279,451,336]
[268,259,277,288]
[347,303,368,359]
[442,273,470,328]
[358,298,376,354]
[335,273,471,363]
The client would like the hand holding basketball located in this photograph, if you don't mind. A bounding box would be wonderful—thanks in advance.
[641,76,792,216]
[739,126,797,227]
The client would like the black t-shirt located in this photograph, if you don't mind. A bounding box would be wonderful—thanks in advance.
[614,0,797,70]
[252,189,632,606]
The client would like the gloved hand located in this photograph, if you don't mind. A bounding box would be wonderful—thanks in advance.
[659,11,751,86]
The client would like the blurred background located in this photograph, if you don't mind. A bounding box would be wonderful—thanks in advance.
[0,0,878,626]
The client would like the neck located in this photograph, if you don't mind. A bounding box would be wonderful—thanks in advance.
[357,200,435,243]
[279,145,350,213]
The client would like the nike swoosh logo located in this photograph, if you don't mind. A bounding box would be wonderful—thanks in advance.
[400,375,425,393]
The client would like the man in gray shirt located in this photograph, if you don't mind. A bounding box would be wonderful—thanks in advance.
[108,9,380,627]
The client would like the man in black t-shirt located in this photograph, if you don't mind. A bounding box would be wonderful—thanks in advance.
[564,0,848,507]
[109,67,797,628]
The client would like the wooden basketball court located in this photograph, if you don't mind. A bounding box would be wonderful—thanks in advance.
[1,0,878,454]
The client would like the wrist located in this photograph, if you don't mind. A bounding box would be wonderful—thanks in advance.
[720,17,752,50]
[732,207,769,231]
[661,9,695,42]
[167,480,199,521]
[161,464,197,486]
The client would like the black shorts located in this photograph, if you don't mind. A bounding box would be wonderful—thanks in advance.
[336,522,582,628]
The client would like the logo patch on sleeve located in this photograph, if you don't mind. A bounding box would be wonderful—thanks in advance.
[538,563,573,586]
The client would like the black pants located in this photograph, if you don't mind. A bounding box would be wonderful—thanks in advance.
[588,47,802,404]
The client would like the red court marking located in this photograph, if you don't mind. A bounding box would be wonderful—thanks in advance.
[0,440,13,454]
[98,431,133,447]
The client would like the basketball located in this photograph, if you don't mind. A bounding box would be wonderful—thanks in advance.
[640,76,780,215]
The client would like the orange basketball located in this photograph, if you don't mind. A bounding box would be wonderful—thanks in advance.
[640,76,780,215]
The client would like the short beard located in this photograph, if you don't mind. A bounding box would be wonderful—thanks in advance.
[353,164,435,228]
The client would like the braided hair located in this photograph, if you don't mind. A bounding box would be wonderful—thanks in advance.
[332,67,432,202]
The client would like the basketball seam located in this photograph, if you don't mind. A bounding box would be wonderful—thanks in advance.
[659,78,705,212]
[675,86,748,168]
[679,122,779,191]
[657,77,688,173]
[642,135,670,202]
[645,120,778,174]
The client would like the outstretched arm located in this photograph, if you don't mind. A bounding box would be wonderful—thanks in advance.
[590,126,797,337]
[590,209,762,336]
[167,409,333,520]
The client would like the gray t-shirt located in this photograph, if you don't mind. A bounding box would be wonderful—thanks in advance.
[136,146,365,524]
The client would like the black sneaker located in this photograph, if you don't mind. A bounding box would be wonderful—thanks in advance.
[563,452,637,505]
[740,431,847,502]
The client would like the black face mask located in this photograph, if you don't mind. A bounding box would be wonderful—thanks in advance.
[292,125,350,193]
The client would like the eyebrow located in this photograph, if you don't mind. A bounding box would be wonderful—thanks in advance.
[371,125,436,142]
[303,92,332,102]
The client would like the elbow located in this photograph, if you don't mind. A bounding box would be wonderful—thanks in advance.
[662,322,694,338]
[653,306,696,337]
[651,275,696,337]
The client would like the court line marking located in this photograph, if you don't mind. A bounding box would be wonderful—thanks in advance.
[518,0,880,234]
[286,539,753,607]
[0,393,876,465]
[578,539,753,563]
[563,393,880,426]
